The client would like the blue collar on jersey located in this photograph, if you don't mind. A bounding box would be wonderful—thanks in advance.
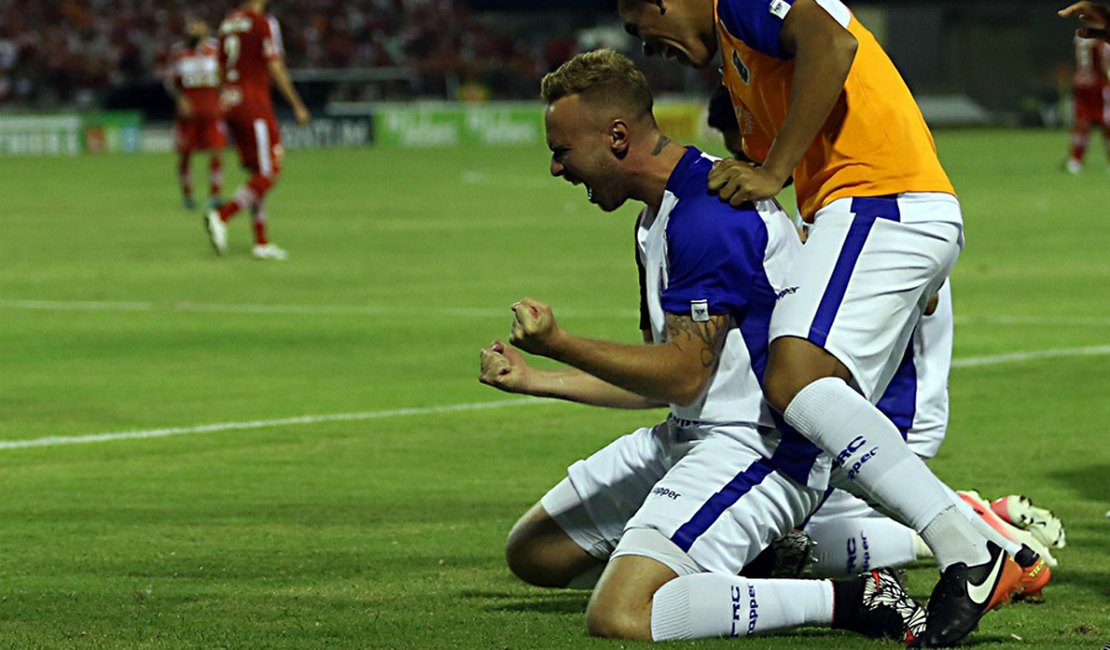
[664,146,708,200]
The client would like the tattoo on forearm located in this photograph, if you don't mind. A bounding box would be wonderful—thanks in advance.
[665,313,732,369]
[652,135,671,156]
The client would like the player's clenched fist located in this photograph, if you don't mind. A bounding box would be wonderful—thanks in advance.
[509,297,561,356]
[707,158,785,206]
[479,340,530,393]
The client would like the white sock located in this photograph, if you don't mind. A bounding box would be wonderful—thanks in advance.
[650,574,833,640]
[945,485,1023,557]
[921,506,990,569]
[784,378,987,569]
[806,516,919,577]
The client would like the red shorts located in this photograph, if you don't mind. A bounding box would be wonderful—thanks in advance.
[175,116,227,153]
[1073,86,1110,125]
[225,114,283,177]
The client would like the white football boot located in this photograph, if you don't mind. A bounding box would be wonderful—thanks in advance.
[252,243,288,261]
[204,210,228,255]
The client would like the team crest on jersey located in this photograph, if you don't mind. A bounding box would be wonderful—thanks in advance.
[690,299,709,322]
[769,0,791,19]
[732,50,750,85]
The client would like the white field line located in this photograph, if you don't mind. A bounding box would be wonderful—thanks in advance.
[2,345,1108,452]
[0,299,636,320]
[950,344,1110,368]
[460,170,552,189]
[0,398,541,451]
[955,315,1110,327]
[2,298,1110,326]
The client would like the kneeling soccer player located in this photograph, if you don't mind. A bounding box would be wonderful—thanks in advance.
[478,49,923,642]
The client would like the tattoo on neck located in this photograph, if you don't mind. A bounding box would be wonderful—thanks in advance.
[652,135,670,156]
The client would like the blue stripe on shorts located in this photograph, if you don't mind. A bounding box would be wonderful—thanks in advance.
[875,342,918,438]
[768,415,825,486]
[670,457,775,552]
[807,196,902,347]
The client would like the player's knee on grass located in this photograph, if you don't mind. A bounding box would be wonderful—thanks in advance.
[764,336,852,412]
[504,502,598,588]
[586,598,650,640]
[586,558,671,640]
[586,533,685,640]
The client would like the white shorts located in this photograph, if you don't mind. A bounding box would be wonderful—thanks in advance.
[541,419,823,577]
[876,280,953,460]
[541,420,700,562]
[770,193,963,399]
[905,280,953,459]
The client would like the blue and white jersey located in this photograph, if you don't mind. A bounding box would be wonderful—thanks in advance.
[636,147,827,487]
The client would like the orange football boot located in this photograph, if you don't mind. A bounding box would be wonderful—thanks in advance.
[958,491,1053,602]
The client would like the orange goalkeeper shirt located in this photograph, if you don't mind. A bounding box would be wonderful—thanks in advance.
[715,0,955,221]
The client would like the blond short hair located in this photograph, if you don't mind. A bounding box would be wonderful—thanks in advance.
[540,49,654,124]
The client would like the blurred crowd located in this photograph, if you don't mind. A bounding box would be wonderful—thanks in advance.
[0,0,596,108]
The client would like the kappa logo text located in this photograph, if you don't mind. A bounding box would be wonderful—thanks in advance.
[836,435,879,479]
[834,435,867,466]
[652,486,681,500]
[845,532,872,573]
[729,584,759,637]
[845,447,879,479]
[775,286,799,300]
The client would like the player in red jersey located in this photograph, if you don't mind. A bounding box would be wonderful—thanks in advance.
[1065,35,1110,173]
[165,17,226,211]
[205,0,310,260]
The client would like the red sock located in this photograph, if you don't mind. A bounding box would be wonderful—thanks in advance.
[178,154,192,199]
[218,198,241,221]
[252,211,269,246]
[209,155,223,198]
[1070,124,1090,161]
[219,173,275,221]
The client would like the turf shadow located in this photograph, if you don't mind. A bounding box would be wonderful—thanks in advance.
[1056,566,1110,600]
[462,589,588,615]
[1048,462,1110,501]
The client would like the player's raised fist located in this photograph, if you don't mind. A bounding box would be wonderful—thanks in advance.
[509,298,560,356]
[479,340,530,392]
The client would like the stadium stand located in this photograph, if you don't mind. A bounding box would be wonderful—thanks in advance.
[0,1,1081,127]
[0,0,628,112]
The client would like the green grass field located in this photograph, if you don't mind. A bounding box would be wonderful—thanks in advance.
[1,129,1107,648]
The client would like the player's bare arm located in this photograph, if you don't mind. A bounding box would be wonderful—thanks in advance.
[267,58,311,124]
[707,0,857,206]
[1060,1,1110,41]
[479,339,661,409]
[662,311,730,370]
[508,297,729,406]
